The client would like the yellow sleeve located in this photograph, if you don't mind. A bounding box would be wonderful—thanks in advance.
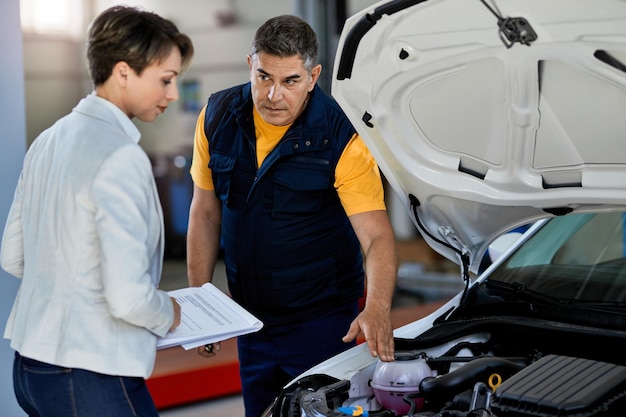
[335,134,387,216]
[189,105,214,191]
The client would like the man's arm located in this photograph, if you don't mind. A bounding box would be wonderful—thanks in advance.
[343,209,398,362]
[186,184,222,287]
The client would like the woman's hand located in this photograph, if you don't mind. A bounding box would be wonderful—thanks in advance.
[169,297,181,332]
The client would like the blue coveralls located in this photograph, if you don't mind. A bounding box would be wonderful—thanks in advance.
[203,82,365,417]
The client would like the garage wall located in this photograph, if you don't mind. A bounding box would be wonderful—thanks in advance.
[22,0,382,155]
[22,0,296,156]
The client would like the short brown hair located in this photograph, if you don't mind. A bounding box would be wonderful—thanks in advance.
[86,6,194,86]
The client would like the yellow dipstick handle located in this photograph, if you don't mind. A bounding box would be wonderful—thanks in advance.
[488,373,502,392]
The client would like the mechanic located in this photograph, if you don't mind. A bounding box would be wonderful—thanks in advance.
[186,15,398,417]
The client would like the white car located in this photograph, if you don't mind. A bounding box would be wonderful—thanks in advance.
[265,0,626,416]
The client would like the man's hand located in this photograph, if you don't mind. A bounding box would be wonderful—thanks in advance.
[342,305,394,362]
[196,342,222,358]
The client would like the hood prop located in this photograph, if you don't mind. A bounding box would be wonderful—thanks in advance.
[408,194,471,301]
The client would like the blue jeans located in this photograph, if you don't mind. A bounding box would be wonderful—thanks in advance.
[13,352,159,417]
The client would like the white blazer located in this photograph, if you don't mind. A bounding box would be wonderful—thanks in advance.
[1,93,174,378]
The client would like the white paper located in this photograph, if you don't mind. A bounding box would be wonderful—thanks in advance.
[157,283,263,350]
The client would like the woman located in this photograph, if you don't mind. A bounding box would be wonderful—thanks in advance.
[1,6,194,416]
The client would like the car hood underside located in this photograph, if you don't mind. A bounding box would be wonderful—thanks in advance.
[332,0,626,272]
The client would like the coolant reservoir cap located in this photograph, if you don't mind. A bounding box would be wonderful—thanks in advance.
[394,351,424,361]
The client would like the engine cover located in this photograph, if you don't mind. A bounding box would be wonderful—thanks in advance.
[491,355,626,416]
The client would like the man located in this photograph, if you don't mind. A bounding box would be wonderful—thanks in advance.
[187,15,397,417]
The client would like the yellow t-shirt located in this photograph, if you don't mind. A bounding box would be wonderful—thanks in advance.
[190,105,386,216]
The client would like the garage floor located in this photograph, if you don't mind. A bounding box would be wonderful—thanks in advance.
[159,394,245,416]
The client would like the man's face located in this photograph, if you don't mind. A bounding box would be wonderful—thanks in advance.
[248,52,321,126]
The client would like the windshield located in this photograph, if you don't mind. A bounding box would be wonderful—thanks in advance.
[487,212,626,303]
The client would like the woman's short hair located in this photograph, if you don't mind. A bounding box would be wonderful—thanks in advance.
[86,6,194,86]
[250,15,319,73]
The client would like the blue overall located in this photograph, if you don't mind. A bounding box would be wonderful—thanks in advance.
[203,83,364,417]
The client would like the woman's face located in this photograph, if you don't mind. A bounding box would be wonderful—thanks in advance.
[124,46,182,122]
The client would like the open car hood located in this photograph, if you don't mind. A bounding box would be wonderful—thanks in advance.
[332,0,626,273]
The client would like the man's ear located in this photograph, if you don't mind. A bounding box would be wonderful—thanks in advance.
[112,61,130,86]
[309,64,322,91]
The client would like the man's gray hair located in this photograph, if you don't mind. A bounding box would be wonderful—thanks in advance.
[250,15,319,73]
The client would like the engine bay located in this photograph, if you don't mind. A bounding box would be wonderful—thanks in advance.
[271,319,626,417]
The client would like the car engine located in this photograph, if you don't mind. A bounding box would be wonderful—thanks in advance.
[270,324,626,417]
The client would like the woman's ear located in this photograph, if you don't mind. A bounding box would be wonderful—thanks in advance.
[112,61,130,86]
